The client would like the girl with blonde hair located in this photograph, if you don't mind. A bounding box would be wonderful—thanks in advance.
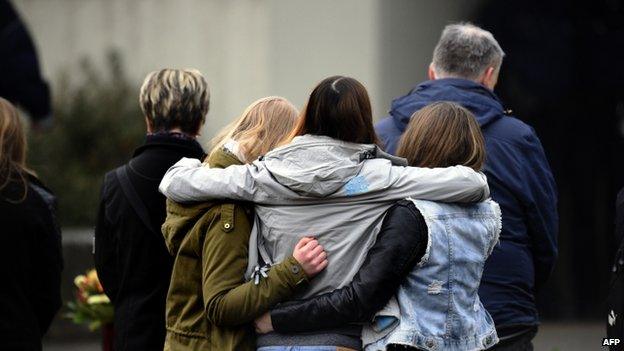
[208,96,301,163]
[162,96,328,351]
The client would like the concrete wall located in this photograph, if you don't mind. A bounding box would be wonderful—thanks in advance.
[13,0,481,142]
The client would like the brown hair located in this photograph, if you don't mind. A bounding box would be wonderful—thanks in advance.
[0,98,32,201]
[396,101,485,171]
[285,75,379,145]
[209,96,298,162]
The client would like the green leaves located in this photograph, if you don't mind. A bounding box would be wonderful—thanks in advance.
[28,51,145,226]
[65,295,114,331]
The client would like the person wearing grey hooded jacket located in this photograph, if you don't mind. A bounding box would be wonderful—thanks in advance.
[159,76,490,350]
[161,133,489,294]
[159,135,488,343]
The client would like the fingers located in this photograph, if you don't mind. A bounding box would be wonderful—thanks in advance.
[253,313,273,334]
[295,236,314,250]
[307,244,324,259]
[309,259,329,275]
[317,259,329,272]
[292,236,329,277]
[302,238,319,252]
[310,251,327,266]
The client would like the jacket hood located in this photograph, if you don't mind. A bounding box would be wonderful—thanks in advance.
[162,148,242,254]
[261,135,378,197]
[390,78,506,133]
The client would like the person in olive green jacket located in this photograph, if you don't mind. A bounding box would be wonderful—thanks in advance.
[162,97,329,351]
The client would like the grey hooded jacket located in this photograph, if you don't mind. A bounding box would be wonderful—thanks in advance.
[160,135,490,301]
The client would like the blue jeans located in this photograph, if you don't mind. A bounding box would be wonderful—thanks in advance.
[257,347,356,351]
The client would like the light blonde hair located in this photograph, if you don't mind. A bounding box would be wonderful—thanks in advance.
[0,98,33,201]
[396,101,485,171]
[209,96,298,163]
[139,68,210,135]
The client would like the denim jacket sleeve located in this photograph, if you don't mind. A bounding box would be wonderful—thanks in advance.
[269,200,428,333]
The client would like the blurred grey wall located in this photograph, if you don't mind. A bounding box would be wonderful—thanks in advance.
[13,0,482,142]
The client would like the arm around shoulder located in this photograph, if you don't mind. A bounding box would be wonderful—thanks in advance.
[159,157,280,204]
[390,165,490,203]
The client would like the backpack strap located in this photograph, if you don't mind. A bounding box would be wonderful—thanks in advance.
[115,165,159,235]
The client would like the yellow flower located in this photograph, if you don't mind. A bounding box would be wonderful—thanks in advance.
[87,269,98,283]
[87,294,110,305]
[74,275,87,288]
[86,269,104,292]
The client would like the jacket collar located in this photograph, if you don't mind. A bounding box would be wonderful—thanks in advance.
[414,78,503,105]
[205,147,243,169]
[133,132,205,159]
[390,78,506,132]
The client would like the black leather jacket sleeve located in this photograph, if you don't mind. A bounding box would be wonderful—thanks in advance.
[270,200,428,333]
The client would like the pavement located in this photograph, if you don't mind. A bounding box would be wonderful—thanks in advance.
[43,321,607,351]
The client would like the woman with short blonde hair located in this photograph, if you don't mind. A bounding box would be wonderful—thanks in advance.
[139,68,210,135]
[95,68,210,350]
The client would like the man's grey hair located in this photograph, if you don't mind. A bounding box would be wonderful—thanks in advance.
[432,23,505,80]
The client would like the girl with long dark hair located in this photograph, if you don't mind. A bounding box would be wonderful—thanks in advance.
[255,102,500,351]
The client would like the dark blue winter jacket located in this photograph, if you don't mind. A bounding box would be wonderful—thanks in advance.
[376,78,558,331]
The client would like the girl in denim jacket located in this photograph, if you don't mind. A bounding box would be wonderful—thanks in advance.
[255,101,501,351]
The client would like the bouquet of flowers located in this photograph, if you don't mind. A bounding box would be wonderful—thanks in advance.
[66,269,114,331]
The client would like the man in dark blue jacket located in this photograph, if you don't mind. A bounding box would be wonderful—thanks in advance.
[376,23,558,350]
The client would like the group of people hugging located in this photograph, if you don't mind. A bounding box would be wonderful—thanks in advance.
[0,22,557,351]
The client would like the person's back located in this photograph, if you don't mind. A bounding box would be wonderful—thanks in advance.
[246,102,500,351]
[375,23,558,348]
[0,98,62,350]
[94,69,207,350]
[369,199,499,351]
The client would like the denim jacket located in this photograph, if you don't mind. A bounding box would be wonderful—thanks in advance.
[367,198,501,351]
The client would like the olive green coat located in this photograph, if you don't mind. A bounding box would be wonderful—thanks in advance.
[162,149,308,351]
